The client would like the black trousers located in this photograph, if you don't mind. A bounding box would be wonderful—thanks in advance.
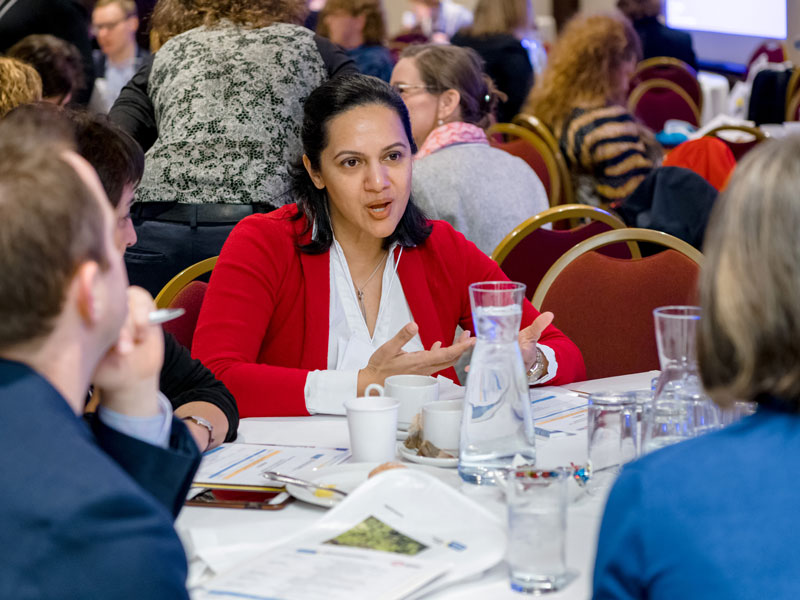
[125,202,275,297]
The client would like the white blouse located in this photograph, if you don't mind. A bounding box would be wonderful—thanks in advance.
[303,240,557,414]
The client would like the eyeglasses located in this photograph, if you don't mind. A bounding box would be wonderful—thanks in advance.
[91,16,131,36]
[391,83,439,97]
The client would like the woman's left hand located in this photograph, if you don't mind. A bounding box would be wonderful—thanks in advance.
[519,311,554,371]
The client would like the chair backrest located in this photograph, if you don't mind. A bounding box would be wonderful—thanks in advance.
[533,228,702,379]
[746,41,787,79]
[703,125,766,161]
[155,256,218,349]
[487,122,561,205]
[491,204,635,299]
[512,113,575,204]
[632,57,703,111]
[628,78,701,131]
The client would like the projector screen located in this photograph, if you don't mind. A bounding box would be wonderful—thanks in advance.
[665,0,787,39]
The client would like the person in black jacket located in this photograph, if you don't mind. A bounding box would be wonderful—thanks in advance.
[618,0,698,71]
[451,0,536,123]
[69,109,240,450]
[0,0,95,104]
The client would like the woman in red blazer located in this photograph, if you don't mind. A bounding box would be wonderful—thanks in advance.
[192,75,585,417]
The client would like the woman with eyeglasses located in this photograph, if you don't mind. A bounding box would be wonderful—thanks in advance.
[390,43,548,256]
[192,74,585,417]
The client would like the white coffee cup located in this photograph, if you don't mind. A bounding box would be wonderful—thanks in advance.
[422,400,463,452]
[384,374,439,430]
[344,384,399,463]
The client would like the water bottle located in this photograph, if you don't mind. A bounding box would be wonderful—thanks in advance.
[459,282,536,485]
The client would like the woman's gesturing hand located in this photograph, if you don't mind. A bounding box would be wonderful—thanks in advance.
[519,311,553,374]
[357,323,475,395]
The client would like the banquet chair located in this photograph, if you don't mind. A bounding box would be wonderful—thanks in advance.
[704,125,767,161]
[487,122,563,206]
[746,41,787,80]
[491,204,634,300]
[631,57,703,113]
[154,256,218,349]
[512,113,575,205]
[628,78,701,131]
[533,228,702,379]
[786,90,800,122]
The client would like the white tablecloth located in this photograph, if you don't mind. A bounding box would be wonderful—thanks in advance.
[698,71,731,125]
[178,371,658,599]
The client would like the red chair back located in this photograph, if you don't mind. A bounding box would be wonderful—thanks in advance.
[632,59,702,109]
[162,280,209,349]
[499,220,630,300]
[540,249,699,379]
[629,79,701,131]
[491,137,553,199]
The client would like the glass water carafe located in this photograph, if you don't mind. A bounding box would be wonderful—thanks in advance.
[459,282,535,485]
[644,306,719,453]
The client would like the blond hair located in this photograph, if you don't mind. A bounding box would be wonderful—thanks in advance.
[317,0,387,45]
[464,0,533,37]
[0,58,43,119]
[522,13,641,131]
[699,136,800,409]
[93,0,138,17]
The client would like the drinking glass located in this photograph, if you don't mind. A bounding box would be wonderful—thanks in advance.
[587,392,638,495]
[505,467,573,594]
[641,395,695,453]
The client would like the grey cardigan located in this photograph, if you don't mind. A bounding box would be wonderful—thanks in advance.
[412,143,549,255]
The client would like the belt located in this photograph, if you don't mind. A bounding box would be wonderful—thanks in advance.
[133,202,273,225]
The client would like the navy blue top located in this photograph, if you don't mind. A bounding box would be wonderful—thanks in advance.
[0,359,201,599]
[593,403,800,599]
[346,44,394,82]
[634,16,698,72]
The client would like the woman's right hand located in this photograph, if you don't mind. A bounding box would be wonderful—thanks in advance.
[357,322,475,395]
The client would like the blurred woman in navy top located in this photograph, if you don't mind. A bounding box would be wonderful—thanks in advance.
[593,136,800,599]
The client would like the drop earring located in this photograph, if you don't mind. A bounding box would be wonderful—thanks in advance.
[437,118,444,126]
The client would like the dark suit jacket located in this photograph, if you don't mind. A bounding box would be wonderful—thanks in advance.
[0,359,201,599]
[634,16,698,72]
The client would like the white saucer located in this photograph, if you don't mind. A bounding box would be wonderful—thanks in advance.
[285,462,455,508]
[397,441,458,468]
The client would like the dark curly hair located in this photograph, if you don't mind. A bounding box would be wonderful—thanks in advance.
[292,74,431,254]
[150,0,308,49]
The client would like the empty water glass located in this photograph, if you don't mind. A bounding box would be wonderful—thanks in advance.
[587,392,638,495]
[641,395,695,454]
[505,467,574,594]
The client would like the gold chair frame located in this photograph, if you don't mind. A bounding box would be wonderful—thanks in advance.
[488,122,563,206]
[532,228,703,310]
[704,124,766,142]
[155,256,218,309]
[628,78,702,127]
[635,56,699,80]
[512,113,575,204]
[786,90,800,122]
[490,203,634,265]
[786,68,800,113]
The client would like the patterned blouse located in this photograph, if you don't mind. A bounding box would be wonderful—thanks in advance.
[558,105,656,208]
[138,23,327,207]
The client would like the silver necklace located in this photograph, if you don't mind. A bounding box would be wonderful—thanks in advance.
[355,251,389,317]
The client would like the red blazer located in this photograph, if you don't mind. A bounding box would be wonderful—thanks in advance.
[192,205,586,417]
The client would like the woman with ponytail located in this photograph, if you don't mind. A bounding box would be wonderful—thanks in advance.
[391,43,548,255]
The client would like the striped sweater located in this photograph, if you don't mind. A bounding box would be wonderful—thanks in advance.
[558,105,655,207]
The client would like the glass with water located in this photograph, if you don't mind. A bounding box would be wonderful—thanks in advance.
[505,467,571,594]
[459,282,535,485]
